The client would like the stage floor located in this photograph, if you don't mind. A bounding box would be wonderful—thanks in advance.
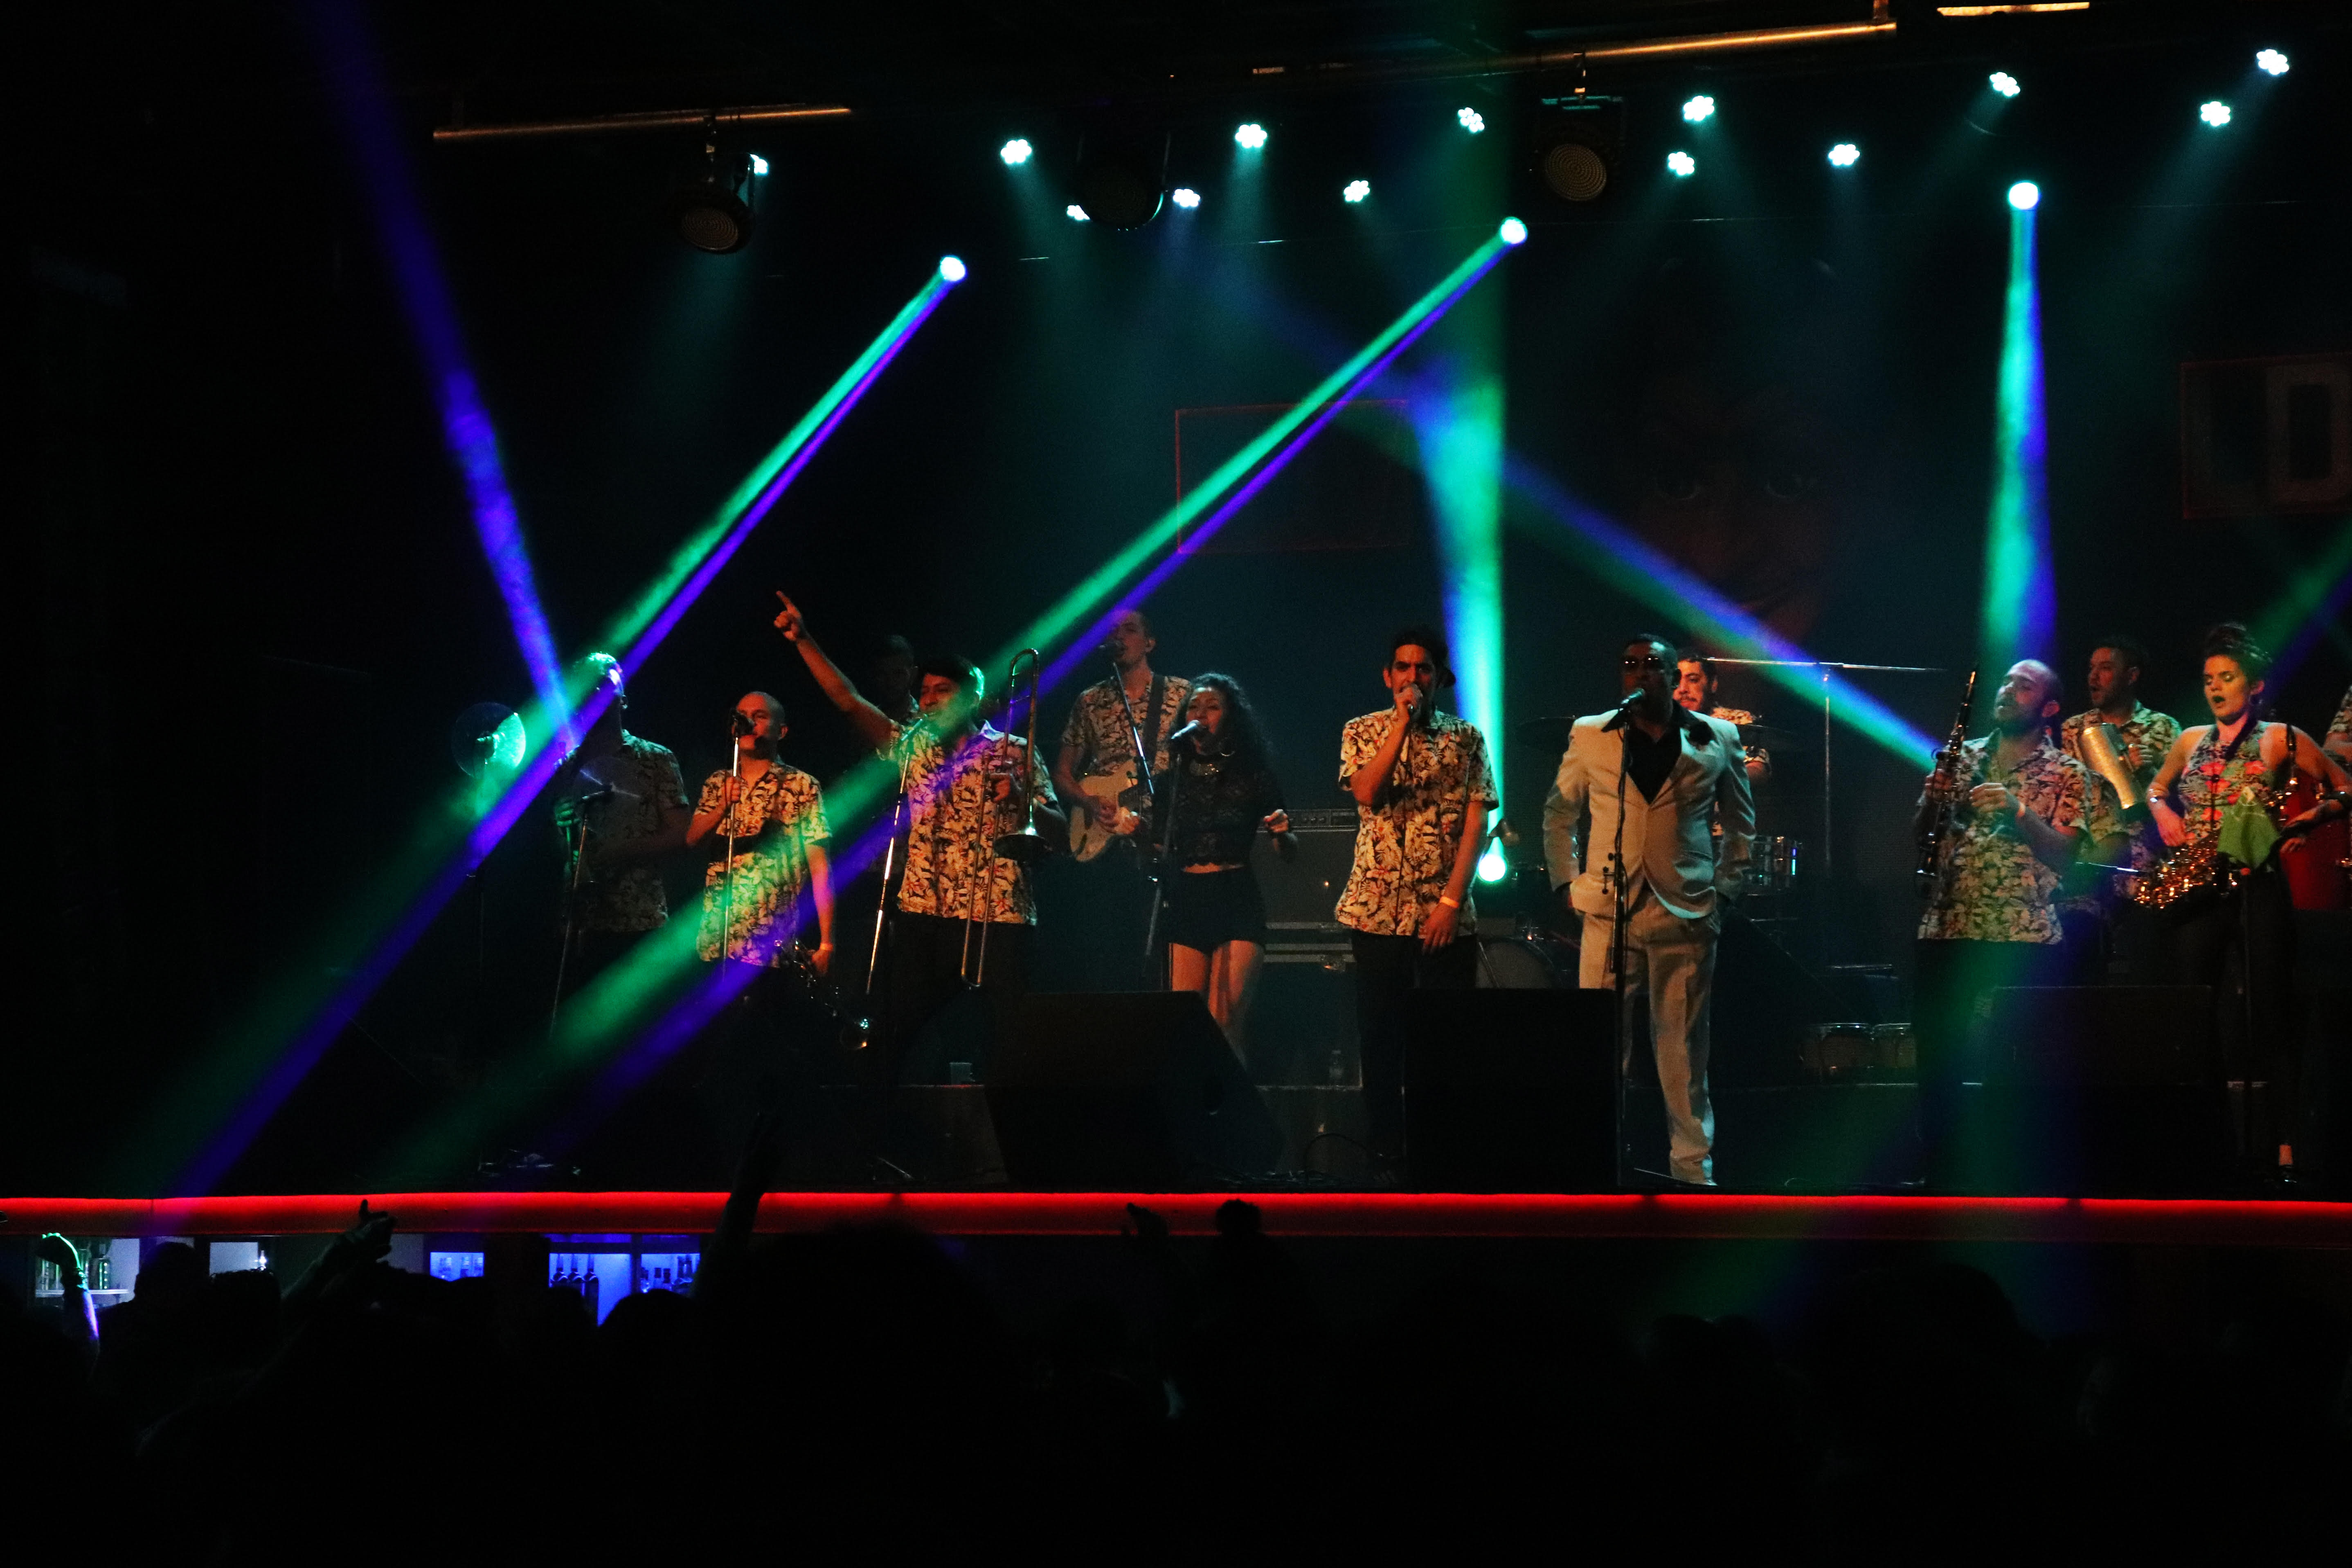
[6,1191,2351,1248]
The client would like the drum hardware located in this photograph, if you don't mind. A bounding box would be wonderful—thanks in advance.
[1801,1022,1875,1082]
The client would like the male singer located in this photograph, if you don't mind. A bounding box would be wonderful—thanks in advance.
[1544,633,1753,1186]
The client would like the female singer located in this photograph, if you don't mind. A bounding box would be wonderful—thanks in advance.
[2145,624,2350,1177]
[1152,674,1293,1060]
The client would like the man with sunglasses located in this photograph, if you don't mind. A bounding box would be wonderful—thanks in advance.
[1544,633,1754,1186]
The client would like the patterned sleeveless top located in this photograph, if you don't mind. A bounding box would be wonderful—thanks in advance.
[2178,720,2284,834]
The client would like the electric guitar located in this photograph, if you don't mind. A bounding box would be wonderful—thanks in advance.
[1068,766,1155,862]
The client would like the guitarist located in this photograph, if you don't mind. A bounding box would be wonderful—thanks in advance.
[1053,608,1191,860]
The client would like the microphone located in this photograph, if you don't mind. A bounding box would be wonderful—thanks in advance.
[1166,720,1206,748]
[730,711,754,736]
[1601,687,1646,729]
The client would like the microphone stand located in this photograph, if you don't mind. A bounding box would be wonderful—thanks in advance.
[1610,719,1634,1190]
[860,746,918,1046]
[721,720,746,968]
[1108,656,1168,987]
[549,805,589,1044]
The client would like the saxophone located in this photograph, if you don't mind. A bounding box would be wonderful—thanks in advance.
[1916,669,1978,900]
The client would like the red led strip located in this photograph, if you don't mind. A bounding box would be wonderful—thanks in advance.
[2,1192,2349,1247]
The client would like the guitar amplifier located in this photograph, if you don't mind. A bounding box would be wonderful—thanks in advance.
[1253,806,1359,934]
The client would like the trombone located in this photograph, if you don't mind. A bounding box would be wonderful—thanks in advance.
[959,648,1047,984]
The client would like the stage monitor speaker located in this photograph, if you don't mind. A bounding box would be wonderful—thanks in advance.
[1973,985,2226,1195]
[1403,988,1616,1192]
[987,992,1282,1188]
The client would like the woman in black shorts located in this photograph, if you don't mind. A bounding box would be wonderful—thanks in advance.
[1153,673,1293,1059]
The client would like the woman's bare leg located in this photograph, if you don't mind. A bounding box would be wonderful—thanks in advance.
[1169,942,1211,999]
[1210,940,1266,1061]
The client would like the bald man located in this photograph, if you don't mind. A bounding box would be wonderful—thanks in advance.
[685,691,835,972]
[1911,659,2089,1186]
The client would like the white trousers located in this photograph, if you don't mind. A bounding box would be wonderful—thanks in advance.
[1580,886,1720,1185]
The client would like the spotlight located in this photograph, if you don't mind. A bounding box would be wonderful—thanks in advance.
[1827,142,1860,167]
[1682,94,1716,124]
[1457,106,1486,134]
[1065,204,1090,221]
[1073,121,1169,228]
[668,143,756,254]
[748,154,769,177]
[1342,178,1371,203]
[2008,180,2039,210]
[1530,94,1624,203]
[1170,187,1200,209]
[1000,138,1034,166]
[938,255,967,283]
[2199,100,2232,127]
[2255,49,2289,76]
[1498,216,1528,246]
[1666,150,1696,178]
[1234,122,1268,150]
[1477,844,1510,884]
[1990,71,2022,98]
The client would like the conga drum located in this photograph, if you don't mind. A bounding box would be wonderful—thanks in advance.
[2280,774,2349,910]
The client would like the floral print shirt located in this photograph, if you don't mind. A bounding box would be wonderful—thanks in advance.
[695,763,828,966]
[889,722,1053,925]
[2057,702,2182,908]
[563,734,688,934]
[2176,721,2286,831]
[1060,674,1192,782]
[1916,732,2089,945]
[1334,710,1498,937]
[2325,687,2352,767]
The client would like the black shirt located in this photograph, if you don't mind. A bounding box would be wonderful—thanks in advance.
[1619,715,1688,801]
[1154,747,1286,867]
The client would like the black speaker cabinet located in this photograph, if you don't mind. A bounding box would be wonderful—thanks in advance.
[987,992,1282,1188]
[1973,985,2227,1195]
[1403,988,1617,1192]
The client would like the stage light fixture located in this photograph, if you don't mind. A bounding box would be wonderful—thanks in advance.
[1666,150,1696,177]
[1828,142,1860,167]
[1478,844,1510,883]
[2199,100,2232,127]
[1990,71,2022,98]
[2255,49,2288,76]
[1531,94,1623,203]
[1066,204,1089,221]
[748,153,769,176]
[1457,107,1486,134]
[1074,121,1169,228]
[1498,216,1528,246]
[1343,178,1371,203]
[1682,94,1715,124]
[1170,187,1201,209]
[668,142,756,253]
[1000,138,1033,166]
[2008,180,2039,210]
[938,255,967,282]
[1235,122,1268,149]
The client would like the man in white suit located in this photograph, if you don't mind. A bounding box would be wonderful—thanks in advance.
[1544,633,1754,1185]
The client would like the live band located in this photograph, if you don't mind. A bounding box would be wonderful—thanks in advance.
[549,594,2352,1189]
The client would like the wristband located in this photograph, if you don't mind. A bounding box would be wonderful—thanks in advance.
[1438,894,1461,911]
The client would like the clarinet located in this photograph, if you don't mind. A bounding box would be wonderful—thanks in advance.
[1915,668,1979,899]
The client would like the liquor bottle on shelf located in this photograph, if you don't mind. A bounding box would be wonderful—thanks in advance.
[580,1259,599,1318]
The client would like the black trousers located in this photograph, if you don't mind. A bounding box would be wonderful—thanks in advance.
[2165,862,2299,1163]
[1350,930,1479,1161]
[869,909,1029,1091]
[1911,937,2064,1188]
